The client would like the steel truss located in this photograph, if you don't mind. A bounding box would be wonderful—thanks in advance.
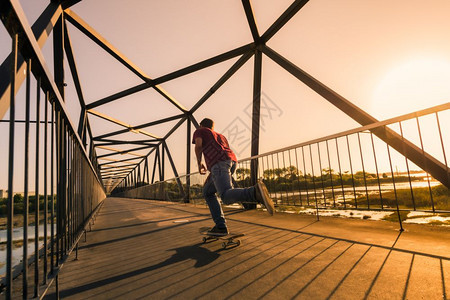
[1,0,449,198]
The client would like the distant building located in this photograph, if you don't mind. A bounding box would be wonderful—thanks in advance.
[0,189,6,198]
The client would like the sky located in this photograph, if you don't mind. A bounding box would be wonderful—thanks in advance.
[1,0,450,192]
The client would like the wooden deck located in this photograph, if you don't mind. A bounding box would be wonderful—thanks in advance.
[43,197,450,299]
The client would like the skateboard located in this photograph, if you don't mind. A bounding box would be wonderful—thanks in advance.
[199,228,245,249]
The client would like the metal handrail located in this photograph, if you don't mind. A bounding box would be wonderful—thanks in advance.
[125,102,449,185]
[1,1,106,298]
[239,102,450,163]
[0,0,103,187]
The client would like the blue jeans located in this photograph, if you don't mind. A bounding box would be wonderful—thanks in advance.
[203,160,256,228]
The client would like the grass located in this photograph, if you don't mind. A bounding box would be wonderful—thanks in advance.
[0,236,46,246]
[355,185,450,211]
[382,211,409,222]
[0,215,53,230]
[428,220,450,226]
[276,205,304,213]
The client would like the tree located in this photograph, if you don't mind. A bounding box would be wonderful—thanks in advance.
[14,193,24,203]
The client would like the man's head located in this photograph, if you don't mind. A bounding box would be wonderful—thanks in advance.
[200,118,214,130]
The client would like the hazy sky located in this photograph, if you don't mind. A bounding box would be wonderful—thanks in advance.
[1,0,450,190]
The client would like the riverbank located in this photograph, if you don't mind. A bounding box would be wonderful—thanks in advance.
[0,214,51,230]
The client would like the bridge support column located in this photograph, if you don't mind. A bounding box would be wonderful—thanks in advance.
[247,49,262,210]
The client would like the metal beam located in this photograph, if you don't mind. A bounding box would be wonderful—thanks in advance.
[241,0,260,43]
[261,0,310,43]
[263,45,450,188]
[64,9,150,82]
[53,11,65,98]
[250,50,262,186]
[96,145,150,159]
[190,51,254,113]
[101,168,131,175]
[64,9,188,113]
[101,163,137,169]
[100,165,136,171]
[151,150,158,184]
[108,115,188,187]
[189,115,200,129]
[160,144,165,180]
[0,2,62,119]
[145,157,150,183]
[0,0,102,185]
[94,140,158,146]
[101,171,130,177]
[93,113,184,141]
[85,43,254,110]
[163,117,187,140]
[101,169,135,177]
[153,85,187,113]
[86,82,148,109]
[64,21,89,143]
[102,175,127,180]
[114,83,228,189]
[98,156,144,165]
[153,43,255,85]
[61,0,82,9]
[162,141,185,198]
[87,109,161,139]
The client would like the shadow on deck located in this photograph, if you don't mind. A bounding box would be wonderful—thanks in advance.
[44,197,450,299]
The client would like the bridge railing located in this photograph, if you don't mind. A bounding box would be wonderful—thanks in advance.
[0,1,106,298]
[116,103,450,228]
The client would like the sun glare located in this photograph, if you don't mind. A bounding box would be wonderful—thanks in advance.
[371,57,450,120]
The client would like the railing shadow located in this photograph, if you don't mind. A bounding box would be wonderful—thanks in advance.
[47,244,220,298]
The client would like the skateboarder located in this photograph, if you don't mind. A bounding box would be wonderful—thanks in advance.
[193,118,275,236]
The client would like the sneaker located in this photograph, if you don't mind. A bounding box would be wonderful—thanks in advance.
[255,180,275,215]
[207,225,228,236]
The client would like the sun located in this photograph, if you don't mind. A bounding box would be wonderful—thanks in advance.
[371,57,450,120]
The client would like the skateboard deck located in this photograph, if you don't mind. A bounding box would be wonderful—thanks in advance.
[199,228,245,249]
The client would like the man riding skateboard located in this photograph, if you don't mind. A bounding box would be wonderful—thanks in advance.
[193,118,275,236]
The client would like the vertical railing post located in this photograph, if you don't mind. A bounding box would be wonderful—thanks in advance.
[387,142,404,232]
[416,117,435,212]
[161,143,165,181]
[294,148,303,206]
[301,147,309,206]
[22,57,31,299]
[325,140,336,207]
[317,144,327,207]
[43,92,49,284]
[345,135,357,207]
[357,133,370,209]
[6,32,18,300]
[55,110,61,265]
[34,77,41,298]
[186,117,191,203]
[50,102,55,274]
[370,133,384,209]
[151,151,158,184]
[309,145,319,220]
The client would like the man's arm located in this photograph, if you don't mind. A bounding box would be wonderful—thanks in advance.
[194,137,207,174]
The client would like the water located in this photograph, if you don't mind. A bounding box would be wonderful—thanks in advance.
[0,224,55,277]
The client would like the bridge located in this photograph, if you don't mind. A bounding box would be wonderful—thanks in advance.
[0,0,449,299]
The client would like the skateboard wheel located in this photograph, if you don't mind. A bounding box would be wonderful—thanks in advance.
[222,242,227,249]
[202,237,207,243]
[236,240,241,246]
